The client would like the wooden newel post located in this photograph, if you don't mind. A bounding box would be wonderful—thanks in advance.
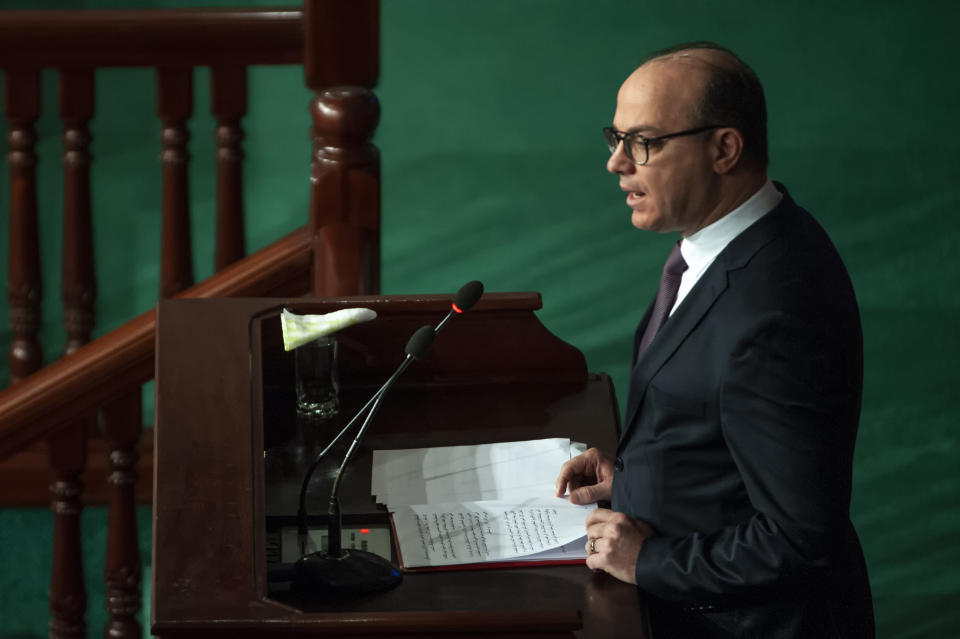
[308,86,381,296]
[303,0,379,296]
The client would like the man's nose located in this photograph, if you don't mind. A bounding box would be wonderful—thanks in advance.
[606,141,634,175]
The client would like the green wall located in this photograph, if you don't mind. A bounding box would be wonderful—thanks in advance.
[1,1,958,637]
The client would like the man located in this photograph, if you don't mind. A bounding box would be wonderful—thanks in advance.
[556,43,875,638]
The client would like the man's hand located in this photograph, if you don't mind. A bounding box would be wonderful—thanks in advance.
[584,508,654,584]
[555,447,615,505]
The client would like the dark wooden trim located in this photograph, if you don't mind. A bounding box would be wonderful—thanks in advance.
[150,609,583,636]
[0,226,313,461]
[0,9,304,68]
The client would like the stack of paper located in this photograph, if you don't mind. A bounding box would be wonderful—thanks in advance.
[371,438,594,570]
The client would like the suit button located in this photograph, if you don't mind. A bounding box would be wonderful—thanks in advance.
[614,457,624,472]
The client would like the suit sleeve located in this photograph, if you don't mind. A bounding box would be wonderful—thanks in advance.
[633,311,862,603]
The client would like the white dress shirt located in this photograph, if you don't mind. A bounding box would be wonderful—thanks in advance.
[670,179,782,315]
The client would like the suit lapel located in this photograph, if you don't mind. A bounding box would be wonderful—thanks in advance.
[620,189,795,443]
[631,302,655,370]
[622,265,730,434]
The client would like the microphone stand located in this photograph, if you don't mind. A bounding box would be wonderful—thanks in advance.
[323,377,388,559]
[293,326,434,595]
[294,280,485,556]
[295,384,384,555]
[291,281,483,596]
[294,352,416,555]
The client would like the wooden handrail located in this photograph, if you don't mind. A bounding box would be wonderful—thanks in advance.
[0,225,312,461]
[0,8,303,68]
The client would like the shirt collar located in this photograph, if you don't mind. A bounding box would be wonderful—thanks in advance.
[680,179,782,276]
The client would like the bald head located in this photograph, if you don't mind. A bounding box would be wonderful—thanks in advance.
[647,44,745,71]
[637,42,768,170]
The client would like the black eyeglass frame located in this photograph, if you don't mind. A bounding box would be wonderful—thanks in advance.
[603,124,726,165]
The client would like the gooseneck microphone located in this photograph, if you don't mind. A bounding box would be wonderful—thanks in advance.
[292,326,434,595]
[292,282,483,596]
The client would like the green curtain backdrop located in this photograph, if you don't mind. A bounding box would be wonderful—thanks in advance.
[1,1,958,637]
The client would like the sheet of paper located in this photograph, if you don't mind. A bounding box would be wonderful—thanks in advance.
[392,497,594,568]
[372,438,584,506]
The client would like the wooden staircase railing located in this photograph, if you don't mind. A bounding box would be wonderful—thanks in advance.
[0,2,380,637]
[0,225,314,456]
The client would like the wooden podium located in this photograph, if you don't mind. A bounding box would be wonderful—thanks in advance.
[153,293,649,638]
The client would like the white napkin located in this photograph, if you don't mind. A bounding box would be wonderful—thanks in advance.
[280,307,377,351]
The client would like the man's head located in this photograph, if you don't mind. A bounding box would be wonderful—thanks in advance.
[606,42,768,236]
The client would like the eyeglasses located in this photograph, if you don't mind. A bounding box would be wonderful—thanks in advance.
[603,124,724,165]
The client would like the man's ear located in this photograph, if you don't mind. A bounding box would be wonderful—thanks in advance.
[711,128,745,174]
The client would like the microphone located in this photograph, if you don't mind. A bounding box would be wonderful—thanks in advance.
[435,280,484,334]
[293,325,435,595]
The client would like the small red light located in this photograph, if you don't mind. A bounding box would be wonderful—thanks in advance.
[452,303,463,314]
[360,528,370,534]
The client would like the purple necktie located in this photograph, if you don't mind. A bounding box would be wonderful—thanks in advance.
[637,240,688,357]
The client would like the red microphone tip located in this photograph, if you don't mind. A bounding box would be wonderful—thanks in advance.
[452,303,463,314]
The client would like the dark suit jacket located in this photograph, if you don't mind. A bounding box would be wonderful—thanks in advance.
[612,185,875,638]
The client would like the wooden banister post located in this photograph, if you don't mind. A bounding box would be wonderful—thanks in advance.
[101,392,143,639]
[4,69,43,382]
[156,67,194,298]
[55,68,101,639]
[304,0,380,296]
[47,424,88,639]
[58,68,96,355]
[211,66,248,271]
